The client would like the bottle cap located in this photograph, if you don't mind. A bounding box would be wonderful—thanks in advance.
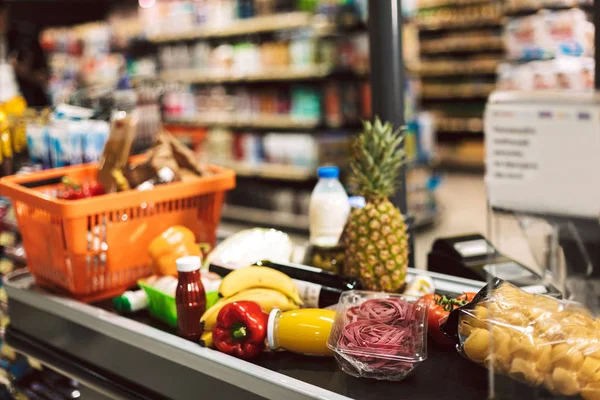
[267,308,281,351]
[113,290,148,313]
[318,166,339,179]
[176,256,202,273]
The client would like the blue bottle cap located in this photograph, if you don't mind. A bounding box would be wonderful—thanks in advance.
[318,166,339,179]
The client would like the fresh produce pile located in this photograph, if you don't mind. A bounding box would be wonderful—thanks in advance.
[200,266,302,350]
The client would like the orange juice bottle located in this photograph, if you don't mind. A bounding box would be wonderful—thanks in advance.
[267,309,336,356]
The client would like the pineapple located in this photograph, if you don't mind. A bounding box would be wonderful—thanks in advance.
[344,117,409,292]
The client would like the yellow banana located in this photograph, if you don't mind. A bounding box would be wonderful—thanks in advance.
[219,266,303,305]
[199,331,213,348]
[201,288,299,332]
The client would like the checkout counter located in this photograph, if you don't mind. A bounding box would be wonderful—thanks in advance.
[5,267,546,400]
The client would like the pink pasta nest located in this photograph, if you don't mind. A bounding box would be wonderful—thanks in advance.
[338,298,419,375]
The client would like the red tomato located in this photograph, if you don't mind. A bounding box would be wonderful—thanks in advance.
[456,292,476,303]
[422,292,477,348]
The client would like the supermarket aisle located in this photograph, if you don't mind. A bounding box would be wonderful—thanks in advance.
[414,173,488,269]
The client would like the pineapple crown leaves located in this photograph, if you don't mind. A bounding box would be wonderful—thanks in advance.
[349,116,406,201]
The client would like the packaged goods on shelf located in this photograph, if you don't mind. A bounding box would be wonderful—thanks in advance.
[421,82,496,98]
[25,108,110,169]
[142,0,363,40]
[200,129,353,176]
[434,116,484,133]
[497,57,595,90]
[41,12,156,106]
[419,0,496,8]
[417,3,503,30]
[504,0,592,14]
[436,140,485,170]
[420,31,504,54]
[416,55,501,76]
[42,23,125,93]
[162,81,367,128]
[157,33,368,80]
[505,9,594,61]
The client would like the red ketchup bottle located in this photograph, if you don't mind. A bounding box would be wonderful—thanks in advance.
[175,256,206,341]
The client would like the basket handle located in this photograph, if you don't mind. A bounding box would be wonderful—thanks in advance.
[21,176,65,189]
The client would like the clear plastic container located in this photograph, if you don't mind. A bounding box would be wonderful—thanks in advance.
[327,291,428,381]
[442,280,600,399]
[309,166,350,247]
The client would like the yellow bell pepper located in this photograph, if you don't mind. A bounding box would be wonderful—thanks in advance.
[148,226,202,276]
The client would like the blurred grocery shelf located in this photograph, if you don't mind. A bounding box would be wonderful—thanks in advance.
[435,117,484,133]
[418,0,497,9]
[159,65,366,84]
[504,1,592,16]
[147,12,313,42]
[435,157,485,172]
[420,40,504,55]
[164,114,321,130]
[414,61,500,77]
[417,17,502,32]
[218,160,315,182]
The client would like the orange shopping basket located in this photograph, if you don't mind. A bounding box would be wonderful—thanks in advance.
[0,162,235,302]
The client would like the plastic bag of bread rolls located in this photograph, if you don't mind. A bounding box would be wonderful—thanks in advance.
[441,279,600,399]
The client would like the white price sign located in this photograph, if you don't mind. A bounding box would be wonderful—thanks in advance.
[485,92,600,219]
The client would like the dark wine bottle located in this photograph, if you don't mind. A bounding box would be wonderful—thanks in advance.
[254,260,362,291]
[292,279,346,308]
[208,260,362,308]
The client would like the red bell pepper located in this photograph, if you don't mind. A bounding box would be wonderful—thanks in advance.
[212,301,268,360]
[61,177,105,200]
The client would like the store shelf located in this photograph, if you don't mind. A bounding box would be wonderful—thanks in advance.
[164,114,321,130]
[147,12,312,42]
[160,65,338,83]
[421,94,492,100]
[222,204,310,231]
[416,65,499,77]
[504,2,592,16]
[419,0,497,9]
[217,160,315,181]
[435,156,485,172]
[418,18,503,32]
[420,41,504,55]
[435,117,484,133]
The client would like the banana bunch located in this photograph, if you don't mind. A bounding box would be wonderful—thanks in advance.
[200,267,302,347]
